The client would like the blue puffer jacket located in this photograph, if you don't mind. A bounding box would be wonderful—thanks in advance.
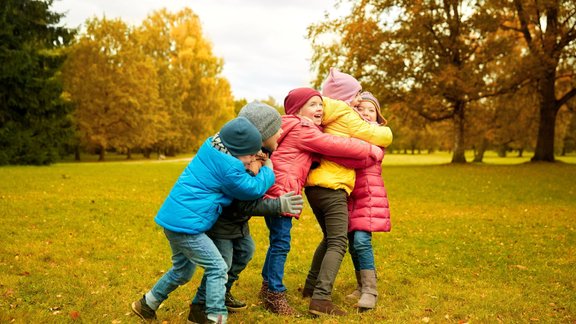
[155,138,275,234]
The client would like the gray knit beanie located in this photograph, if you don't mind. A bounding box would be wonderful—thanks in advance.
[219,117,262,156]
[238,101,282,141]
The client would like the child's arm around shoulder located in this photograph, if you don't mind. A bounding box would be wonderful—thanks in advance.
[296,120,374,160]
[344,111,393,147]
[221,164,275,201]
[323,144,384,169]
[323,96,392,147]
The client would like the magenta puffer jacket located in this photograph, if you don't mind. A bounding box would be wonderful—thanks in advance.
[347,147,391,232]
[265,115,379,219]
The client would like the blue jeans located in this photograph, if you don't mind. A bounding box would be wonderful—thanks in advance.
[194,235,255,302]
[348,230,375,270]
[146,229,228,319]
[262,215,293,292]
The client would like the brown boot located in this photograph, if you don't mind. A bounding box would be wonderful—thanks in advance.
[258,281,269,302]
[308,299,347,316]
[346,271,362,301]
[357,270,378,311]
[264,290,299,316]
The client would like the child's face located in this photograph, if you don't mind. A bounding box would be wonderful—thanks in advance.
[297,95,323,126]
[355,101,378,123]
[350,90,363,108]
[262,127,283,152]
[236,154,257,168]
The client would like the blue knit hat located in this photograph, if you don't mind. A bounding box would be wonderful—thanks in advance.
[219,117,262,156]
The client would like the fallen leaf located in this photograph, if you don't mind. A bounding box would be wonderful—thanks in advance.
[70,311,80,320]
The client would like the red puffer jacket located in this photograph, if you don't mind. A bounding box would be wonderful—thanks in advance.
[347,147,391,232]
[265,115,379,219]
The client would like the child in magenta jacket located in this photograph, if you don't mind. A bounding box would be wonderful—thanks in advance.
[260,87,382,316]
[346,92,391,311]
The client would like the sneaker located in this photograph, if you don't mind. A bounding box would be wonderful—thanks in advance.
[205,314,225,324]
[225,291,247,312]
[187,303,207,324]
[131,295,157,321]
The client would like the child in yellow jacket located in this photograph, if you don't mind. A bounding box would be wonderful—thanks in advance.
[303,68,393,316]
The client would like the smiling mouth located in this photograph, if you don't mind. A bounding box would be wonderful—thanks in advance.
[313,114,322,119]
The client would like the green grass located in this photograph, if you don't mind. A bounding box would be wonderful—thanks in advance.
[1,156,575,323]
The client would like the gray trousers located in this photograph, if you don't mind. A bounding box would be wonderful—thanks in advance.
[304,186,349,301]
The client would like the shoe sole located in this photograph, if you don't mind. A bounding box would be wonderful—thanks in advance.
[226,305,248,312]
[308,309,347,316]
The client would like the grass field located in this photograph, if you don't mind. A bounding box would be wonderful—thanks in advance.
[1,154,575,323]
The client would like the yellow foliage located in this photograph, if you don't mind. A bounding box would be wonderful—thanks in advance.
[62,8,235,156]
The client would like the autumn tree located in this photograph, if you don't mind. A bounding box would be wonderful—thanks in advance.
[137,9,235,155]
[63,18,163,161]
[308,0,519,163]
[63,8,234,160]
[499,0,576,162]
[0,0,74,165]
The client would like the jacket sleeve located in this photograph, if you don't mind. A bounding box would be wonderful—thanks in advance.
[324,97,393,147]
[323,144,384,169]
[221,166,276,201]
[229,198,281,217]
[296,124,373,159]
[342,110,393,147]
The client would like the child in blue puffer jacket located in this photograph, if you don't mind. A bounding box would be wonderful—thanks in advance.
[131,116,276,324]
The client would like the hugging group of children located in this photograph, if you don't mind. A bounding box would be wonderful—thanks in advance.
[131,68,393,323]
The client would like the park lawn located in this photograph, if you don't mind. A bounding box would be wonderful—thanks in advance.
[0,157,574,323]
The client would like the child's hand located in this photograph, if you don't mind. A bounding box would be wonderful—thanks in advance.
[247,160,262,175]
[256,152,274,171]
[279,191,303,216]
[255,151,268,162]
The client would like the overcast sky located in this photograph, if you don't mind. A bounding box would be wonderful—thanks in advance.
[52,0,349,103]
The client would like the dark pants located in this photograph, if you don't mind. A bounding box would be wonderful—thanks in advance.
[304,186,349,301]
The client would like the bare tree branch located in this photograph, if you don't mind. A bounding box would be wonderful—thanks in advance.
[557,87,576,109]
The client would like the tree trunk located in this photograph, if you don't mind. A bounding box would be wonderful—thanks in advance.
[451,101,467,163]
[74,145,81,161]
[473,138,488,163]
[531,70,558,162]
[497,145,507,157]
[143,148,151,159]
[98,146,105,161]
[126,148,132,160]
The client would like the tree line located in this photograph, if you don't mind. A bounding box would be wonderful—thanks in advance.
[1,1,235,164]
[308,0,576,162]
[1,0,575,165]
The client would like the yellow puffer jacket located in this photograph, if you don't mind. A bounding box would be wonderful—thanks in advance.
[305,97,393,194]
